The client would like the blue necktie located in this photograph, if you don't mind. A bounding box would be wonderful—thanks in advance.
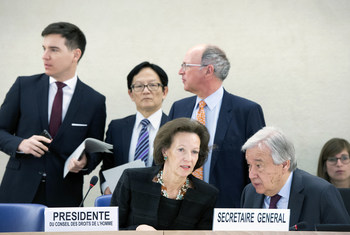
[134,119,150,164]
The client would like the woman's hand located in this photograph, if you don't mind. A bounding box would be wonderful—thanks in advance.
[136,224,156,231]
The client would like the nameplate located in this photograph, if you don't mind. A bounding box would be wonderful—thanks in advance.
[213,208,290,231]
[44,207,118,232]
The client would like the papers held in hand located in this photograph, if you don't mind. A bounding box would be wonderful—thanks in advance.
[103,159,145,193]
[63,138,113,178]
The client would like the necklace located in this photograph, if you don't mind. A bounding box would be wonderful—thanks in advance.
[156,170,189,200]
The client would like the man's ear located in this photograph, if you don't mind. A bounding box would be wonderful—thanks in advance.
[73,48,82,62]
[128,89,135,102]
[282,160,290,171]
[162,86,168,100]
[206,64,215,75]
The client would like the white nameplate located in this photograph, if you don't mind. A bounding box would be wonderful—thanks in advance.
[44,207,118,232]
[213,208,290,231]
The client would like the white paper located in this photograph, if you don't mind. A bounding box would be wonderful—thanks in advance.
[102,159,145,193]
[64,138,113,178]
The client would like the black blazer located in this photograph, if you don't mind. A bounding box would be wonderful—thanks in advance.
[241,168,350,230]
[169,89,265,207]
[110,165,218,230]
[0,74,106,206]
[99,113,168,185]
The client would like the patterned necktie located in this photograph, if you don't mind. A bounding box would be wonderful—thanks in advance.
[134,119,150,165]
[49,82,66,138]
[269,194,281,209]
[192,100,206,180]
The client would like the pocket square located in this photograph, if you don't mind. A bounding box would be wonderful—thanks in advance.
[71,123,88,127]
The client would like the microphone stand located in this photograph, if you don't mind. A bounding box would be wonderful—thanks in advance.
[79,186,93,207]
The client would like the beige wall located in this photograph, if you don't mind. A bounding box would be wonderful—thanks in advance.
[0,0,349,206]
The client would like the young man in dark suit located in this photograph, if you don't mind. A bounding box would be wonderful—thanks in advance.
[241,127,350,230]
[100,61,168,195]
[0,22,106,207]
[169,44,265,208]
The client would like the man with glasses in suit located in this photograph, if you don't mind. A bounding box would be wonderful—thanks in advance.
[169,44,265,208]
[100,61,168,195]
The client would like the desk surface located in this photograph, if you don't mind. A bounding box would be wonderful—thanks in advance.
[1,231,345,235]
[166,231,346,235]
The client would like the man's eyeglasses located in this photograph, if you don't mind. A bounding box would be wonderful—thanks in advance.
[327,154,350,165]
[181,63,206,71]
[131,83,163,92]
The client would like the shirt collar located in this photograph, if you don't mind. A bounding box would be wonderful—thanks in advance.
[275,171,293,199]
[135,108,162,129]
[49,73,78,91]
[195,86,224,111]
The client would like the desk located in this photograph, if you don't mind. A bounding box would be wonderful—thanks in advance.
[0,231,343,235]
[165,231,345,235]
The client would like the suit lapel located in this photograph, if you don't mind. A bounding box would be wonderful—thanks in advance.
[253,193,265,208]
[175,178,202,223]
[182,97,196,117]
[210,90,233,172]
[160,112,168,125]
[122,115,136,163]
[146,166,162,218]
[38,74,50,130]
[288,169,304,226]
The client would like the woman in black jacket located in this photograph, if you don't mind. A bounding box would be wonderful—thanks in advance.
[111,118,218,230]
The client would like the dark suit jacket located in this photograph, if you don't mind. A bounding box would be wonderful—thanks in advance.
[241,168,350,231]
[168,89,265,207]
[110,165,218,230]
[99,113,168,185]
[0,74,106,207]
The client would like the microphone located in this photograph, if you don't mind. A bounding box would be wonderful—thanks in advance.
[79,176,98,207]
[290,221,308,231]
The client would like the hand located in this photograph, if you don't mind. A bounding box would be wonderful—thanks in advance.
[18,135,52,157]
[104,187,112,195]
[68,153,87,173]
[136,224,156,231]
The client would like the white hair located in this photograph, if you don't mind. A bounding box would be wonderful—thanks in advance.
[242,126,297,171]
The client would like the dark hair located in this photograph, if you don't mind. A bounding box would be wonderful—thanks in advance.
[317,138,350,181]
[153,118,209,170]
[127,61,168,91]
[41,22,86,61]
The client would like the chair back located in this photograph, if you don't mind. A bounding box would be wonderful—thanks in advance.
[94,194,112,207]
[0,203,47,232]
[338,188,350,215]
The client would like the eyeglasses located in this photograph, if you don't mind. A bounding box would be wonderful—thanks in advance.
[131,83,163,92]
[327,154,350,165]
[180,63,205,71]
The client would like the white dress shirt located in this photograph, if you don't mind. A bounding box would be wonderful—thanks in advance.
[191,86,224,183]
[48,74,77,123]
[263,171,293,209]
[128,108,163,167]
[102,109,164,194]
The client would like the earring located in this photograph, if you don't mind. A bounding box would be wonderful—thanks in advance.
[164,155,168,161]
